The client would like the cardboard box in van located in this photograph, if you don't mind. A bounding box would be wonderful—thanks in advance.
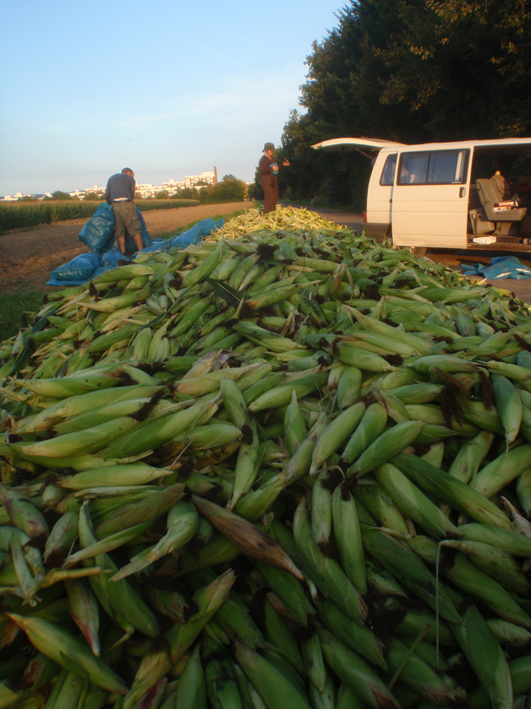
[312,137,531,252]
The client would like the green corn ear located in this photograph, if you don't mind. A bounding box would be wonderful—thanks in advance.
[310,401,366,475]
[64,578,100,657]
[452,605,513,709]
[7,613,127,695]
[472,443,531,498]
[360,527,461,624]
[293,499,367,625]
[283,389,307,457]
[341,402,388,466]
[348,420,424,478]
[393,452,513,530]
[375,462,458,538]
[317,626,401,709]
[385,636,466,706]
[493,373,523,446]
[233,642,312,709]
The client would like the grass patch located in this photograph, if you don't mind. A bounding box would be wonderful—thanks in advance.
[0,292,45,343]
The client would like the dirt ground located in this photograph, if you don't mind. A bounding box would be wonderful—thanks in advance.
[0,202,252,294]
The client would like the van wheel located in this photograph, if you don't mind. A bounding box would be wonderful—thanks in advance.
[407,246,427,257]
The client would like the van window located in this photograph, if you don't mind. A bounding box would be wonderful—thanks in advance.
[398,150,469,185]
[380,154,397,185]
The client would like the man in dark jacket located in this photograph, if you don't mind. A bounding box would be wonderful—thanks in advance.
[259,143,290,214]
[105,168,143,254]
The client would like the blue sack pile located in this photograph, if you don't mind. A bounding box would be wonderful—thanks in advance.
[462,256,531,280]
[77,203,151,254]
[47,214,225,286]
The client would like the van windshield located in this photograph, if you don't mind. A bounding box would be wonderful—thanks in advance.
[399,150,468,185]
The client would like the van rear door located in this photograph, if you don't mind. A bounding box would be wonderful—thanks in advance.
[311,138,405,240]
[391,148,470,249]
[311,138,405,152]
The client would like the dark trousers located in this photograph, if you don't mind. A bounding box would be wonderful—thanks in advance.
[262,177,279,213]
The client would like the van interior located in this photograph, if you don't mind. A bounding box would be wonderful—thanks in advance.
[468,147,531,247]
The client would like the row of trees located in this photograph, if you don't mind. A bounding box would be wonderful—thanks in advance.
[18,175,248,204]
[154,175,247,204]
[272,0,531,209]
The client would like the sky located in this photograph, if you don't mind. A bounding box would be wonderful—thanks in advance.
[0,0,344,196]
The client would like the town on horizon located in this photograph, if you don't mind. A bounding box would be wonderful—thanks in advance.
[1,168,220,201]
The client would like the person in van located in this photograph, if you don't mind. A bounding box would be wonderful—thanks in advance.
[513,174,531,206]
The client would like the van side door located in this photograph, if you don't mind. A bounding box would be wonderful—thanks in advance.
[391,148,470,249]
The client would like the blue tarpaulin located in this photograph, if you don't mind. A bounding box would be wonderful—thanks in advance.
[47,217,225,286]
[462,256,531,280]
[48,252,103,285]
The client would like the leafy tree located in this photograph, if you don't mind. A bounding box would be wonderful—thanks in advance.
[248,167,264,201]
[155,190,169,200]
[49,191,72,201]
[173,187,199,200]
[281,0,531,206]
[199,178,246,204]
[83,192,104,201]
[222,174,238,182]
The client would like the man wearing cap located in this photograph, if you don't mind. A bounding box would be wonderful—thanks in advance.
[259,143,290,214]
[105,168,143,254]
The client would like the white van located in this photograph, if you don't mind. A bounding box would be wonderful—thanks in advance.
[312,137,531,252]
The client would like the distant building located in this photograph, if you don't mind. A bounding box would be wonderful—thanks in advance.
[3,168,219,201]
[183,169,218,188]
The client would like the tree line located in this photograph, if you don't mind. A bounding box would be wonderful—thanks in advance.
[268,0,531,209]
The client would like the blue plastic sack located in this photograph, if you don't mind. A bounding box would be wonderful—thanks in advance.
[78,203,115,253]
[168,217,221,250]
[47,252,102,286]
[102,249,130,269]
[462,256,531,280]
[170,222,203,249]
[138,209,151,246]
[139,239,170,253]
[197,218,216,234]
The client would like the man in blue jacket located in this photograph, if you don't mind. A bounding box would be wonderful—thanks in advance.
[105,168,143,254]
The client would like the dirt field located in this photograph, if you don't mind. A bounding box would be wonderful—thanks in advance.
[0,202,252,294]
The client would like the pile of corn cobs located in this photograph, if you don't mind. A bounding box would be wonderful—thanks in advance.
[0,206,530,709]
